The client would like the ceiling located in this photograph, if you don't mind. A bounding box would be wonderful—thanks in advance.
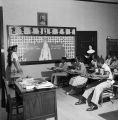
[96,0,118,2]
[95,0,118,2]
[77,0,118,4]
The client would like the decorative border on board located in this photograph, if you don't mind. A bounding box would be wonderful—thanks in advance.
[7,25,76,36]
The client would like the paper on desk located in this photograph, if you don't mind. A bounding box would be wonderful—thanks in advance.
[35,81,54,89]
[19,79,54,90]
[25,85,35,90]
[19,78,35,89]
[19,78,34,85]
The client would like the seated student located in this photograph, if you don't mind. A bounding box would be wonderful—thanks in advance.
[87,55,98,74]
[51,57,69,86]
[66,57,88,95]
[110,56,118,68]
[105,54,112,66]
[68,57,78,69]
[91,55,97,68]
[75,59,114,111]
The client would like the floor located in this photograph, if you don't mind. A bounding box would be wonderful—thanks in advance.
[0,87,118,120]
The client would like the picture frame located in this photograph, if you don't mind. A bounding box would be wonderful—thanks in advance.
[37,12,48,26]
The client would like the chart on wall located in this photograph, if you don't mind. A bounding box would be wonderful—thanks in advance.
[7,25,76,63]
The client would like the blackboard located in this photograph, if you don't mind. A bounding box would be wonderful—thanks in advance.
[7,25,76,65]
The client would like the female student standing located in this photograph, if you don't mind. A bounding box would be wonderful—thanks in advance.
[6,45,23,87]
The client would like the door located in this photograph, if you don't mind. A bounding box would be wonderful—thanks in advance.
[75,31,97,59]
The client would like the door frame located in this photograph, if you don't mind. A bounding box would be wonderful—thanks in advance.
[0,6,6,108]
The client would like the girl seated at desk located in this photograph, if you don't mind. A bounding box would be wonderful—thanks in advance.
[51,57,68,86]
[110,56,118,69]
[105,54,112,66]
[66,57,88,95]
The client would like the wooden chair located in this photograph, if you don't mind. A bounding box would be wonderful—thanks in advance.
[100,85,114,106]
[113,73,118,98]
[113,83,118,98]
[3,77,23,120]
[100,72,117,106]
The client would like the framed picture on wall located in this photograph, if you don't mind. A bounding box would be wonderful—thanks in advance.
[37,12,48,26]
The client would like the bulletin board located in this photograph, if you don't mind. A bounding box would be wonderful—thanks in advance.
[7,25,76,65]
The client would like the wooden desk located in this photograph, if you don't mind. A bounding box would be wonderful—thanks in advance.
[14,78,57,120]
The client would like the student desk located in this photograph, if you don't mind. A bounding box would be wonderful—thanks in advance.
[14,78,58,120]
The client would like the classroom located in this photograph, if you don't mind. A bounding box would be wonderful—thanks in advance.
[0,0,118,120]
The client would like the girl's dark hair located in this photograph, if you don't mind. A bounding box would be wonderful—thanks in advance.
[12,45,17,49]
[7,46,12,66]
[98,58,104,64]
[78,56,84,63]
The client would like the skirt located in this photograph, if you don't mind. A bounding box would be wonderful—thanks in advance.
[69,76,87,87]
[6,64,24,85]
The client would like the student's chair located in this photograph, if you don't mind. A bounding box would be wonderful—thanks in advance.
[3,77,23,120]
[99,72,117,106]
[100,85,114,106]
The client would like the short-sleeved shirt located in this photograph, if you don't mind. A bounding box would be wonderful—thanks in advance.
[11,52,18,62]
[110,60,118,67]
[102,63,113,83]
[59,62,68,71]
[105,58,112,66]
[79,62,87,76]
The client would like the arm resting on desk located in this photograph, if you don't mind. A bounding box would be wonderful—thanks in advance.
[92,71,110,79]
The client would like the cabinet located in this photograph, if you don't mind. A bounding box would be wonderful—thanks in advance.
[106,38,118,57]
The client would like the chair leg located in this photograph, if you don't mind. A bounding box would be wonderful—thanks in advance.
[109,95,114,104]
[9,112,12,120]
[7,113,9,120]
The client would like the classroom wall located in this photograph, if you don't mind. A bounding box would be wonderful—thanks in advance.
[2,0,118,78]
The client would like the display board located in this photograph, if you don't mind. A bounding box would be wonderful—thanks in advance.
[7,25,76,65]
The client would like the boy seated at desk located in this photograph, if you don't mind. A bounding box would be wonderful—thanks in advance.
[74,58,114,111]
[51,57,69,86]
[66,57,88,95]
[87,55,98,74]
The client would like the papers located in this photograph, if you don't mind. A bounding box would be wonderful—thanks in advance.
[19,78,54,90]
[19,78,34,85]
[35,81,54,89]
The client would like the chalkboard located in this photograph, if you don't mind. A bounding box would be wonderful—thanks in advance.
[7,25,76,65]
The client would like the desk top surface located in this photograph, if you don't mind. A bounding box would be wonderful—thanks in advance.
[15,78,55,94]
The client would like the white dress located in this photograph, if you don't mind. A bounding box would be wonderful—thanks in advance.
[6,52,23,84]
[39,40,52,60]
[69,63,88,87]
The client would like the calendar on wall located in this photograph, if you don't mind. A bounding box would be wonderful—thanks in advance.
[7,25,76,65]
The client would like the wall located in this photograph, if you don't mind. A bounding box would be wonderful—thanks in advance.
[0,0,3,5]
[2,0,118,78]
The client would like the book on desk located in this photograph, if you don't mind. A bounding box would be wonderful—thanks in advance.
[17,77,54,90]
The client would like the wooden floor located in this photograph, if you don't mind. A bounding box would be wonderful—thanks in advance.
[0,87,118,120]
